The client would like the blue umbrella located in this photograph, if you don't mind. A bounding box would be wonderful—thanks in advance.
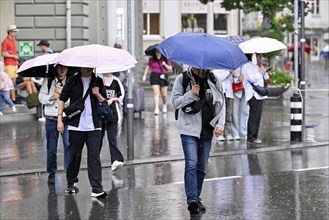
[226,35,249,46]
[156,32,248,70]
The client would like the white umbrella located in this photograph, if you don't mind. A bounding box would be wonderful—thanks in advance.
[239,37,287,54]
[53,44,137,71]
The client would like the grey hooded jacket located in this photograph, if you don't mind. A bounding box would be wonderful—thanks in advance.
[171,68,225,138]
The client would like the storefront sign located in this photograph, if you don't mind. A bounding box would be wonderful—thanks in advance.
[18,41,34,57]
[181,0,207,13]
[143,0,160,13]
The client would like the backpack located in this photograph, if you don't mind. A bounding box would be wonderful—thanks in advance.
[175,70,216,120]
[26,92,40,109]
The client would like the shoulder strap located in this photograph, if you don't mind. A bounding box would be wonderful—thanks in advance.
[181,71,191,93]
[47,78,53,94]
[82,79,93,102]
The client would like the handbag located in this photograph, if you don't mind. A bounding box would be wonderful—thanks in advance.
[63,83,92,120]
[96,100,113,121]
[249,74,269,96]
[26,92,40,109]
[232,82,244,93]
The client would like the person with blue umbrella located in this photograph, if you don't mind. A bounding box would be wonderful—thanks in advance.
[171,66,225,215]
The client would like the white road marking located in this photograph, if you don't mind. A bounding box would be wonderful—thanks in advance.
[172,176,242,185]
[293,166,329,172]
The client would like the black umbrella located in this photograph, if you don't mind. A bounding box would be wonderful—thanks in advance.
[144,44,159,56]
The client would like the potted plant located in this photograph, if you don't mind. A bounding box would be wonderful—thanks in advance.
[267,69,293,98]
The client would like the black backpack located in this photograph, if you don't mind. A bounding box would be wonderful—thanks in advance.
[175,70,216,120]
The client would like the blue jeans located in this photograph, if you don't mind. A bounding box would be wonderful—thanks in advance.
[181,134,212,203]
[0,90,14,112]
[45,118,69,174]
[232,91,249,138]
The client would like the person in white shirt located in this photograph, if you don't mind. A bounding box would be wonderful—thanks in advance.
[242,54,268,146]
[213,69,234,141]
[38,64,70,184]
[231,68,249,140]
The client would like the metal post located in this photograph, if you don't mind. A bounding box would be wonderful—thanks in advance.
[291,0,302,141]
[66,0,71,48]
[126,0,134,160]
[300,0,306,141]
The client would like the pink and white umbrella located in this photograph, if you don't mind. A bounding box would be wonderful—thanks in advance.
[53,44,137,72]
[17,53,59,77]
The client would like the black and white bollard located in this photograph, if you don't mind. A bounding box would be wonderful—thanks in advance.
[290,93,303,141]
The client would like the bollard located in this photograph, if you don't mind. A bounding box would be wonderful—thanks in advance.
[290,93,302,141]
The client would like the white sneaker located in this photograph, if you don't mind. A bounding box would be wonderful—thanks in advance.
[11,106,17,112]
[226,135,234,141]
[215,135,225,141]
[162,105,167,113]
[111,160,123,171]
[0,111,3,115]
[38,117,46,122]
[233,136,241,140]
[154,107,159,115]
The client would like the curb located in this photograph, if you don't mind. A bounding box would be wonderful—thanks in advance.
[1,141,328,177]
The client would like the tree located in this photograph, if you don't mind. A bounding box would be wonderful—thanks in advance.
[221,0,311,65]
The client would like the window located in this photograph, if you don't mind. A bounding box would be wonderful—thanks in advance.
[311,0,320,14]
[143,13,160,35]
[181,13,207,33]
[213,14,228,34]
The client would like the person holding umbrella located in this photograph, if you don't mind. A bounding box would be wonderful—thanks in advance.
[57,67,107,198]
[143,48,172,115]
[38,64,70,184]
[242,53,268,146]
[171,67,225,215]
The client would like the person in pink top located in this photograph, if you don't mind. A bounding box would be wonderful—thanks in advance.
[143,50,173,115]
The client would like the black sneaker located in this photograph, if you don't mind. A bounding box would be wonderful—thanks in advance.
[48,173,55,184]
[197,198,206,212]
[188,199,200,215]
[73,177,79,187]
[65,183,76,194]
[91,190,107,198]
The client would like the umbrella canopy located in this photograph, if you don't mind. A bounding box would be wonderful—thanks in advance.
[53,44,137,72]
[226,35,249,46]
[144,44,159,56]
[288,42,311,53]
[17,53,58,77]
[239,37,287,54]
[156,32,248,70]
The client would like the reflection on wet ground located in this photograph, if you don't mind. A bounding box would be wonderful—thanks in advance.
[1,163,328,219]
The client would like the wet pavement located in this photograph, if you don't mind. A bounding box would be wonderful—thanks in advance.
[0,61,328,219]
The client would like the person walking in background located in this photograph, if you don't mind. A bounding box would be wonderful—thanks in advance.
[99,72,125,171]
[1,24,19,104]
[39,64,70,184]
[213,69,234,141]
[57,67,107,198]
[143,50,172,115]
[242,53,268,146]
[171,67,225,215]
[37,40,54,54]
[0,61,16,115]
[231,68,249,140]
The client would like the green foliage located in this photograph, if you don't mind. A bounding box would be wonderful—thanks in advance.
[268,69,293,87]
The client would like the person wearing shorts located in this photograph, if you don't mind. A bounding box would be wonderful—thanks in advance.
[143,50,172,115]
[1,24,19,103]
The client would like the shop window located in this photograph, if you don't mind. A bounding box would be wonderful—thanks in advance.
[213,14,227,35]
[311,0,320,15]
[181,13,207,33]
[143,13,160,35]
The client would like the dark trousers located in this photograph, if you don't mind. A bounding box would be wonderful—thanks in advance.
[67,130,103,192]
[247,96,263,142]
[101,121,124,164]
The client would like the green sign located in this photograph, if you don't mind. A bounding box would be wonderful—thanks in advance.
[19,41,34,56]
